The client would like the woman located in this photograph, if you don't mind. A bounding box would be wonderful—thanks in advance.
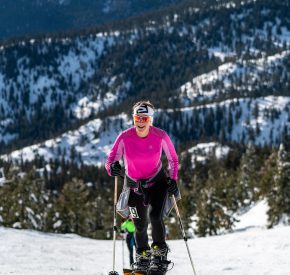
[105,100,180,275]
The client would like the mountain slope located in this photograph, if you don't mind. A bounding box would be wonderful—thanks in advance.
[0,0,181,40]
[1,96,289,165]
[0,0,289,155]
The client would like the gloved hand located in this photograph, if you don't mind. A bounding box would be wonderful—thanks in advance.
[167,178,179,196]
[110,161,122,177]
[113,225,119,232]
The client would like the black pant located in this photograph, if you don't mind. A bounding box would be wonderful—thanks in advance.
[126,233,135,265]
[128,171,168,251]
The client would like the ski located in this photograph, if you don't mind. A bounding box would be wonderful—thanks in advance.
[123,269,147,275]
[123,268,132,275]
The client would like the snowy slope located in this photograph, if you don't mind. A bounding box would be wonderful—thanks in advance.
[234,200,269,231]
[187,142,230,164]
[0,113,131,166]
[0,202,290,275]
[180,51,290,103]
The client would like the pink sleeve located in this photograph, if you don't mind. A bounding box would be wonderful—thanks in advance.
[105,133,124,176]
[162,132,179,180]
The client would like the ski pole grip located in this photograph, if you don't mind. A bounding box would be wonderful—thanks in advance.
[114,176,118,205]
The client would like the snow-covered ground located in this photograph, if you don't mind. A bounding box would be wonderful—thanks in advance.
[0,201,289,275]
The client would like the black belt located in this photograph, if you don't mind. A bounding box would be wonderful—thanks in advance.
[125,168,165,189]
[126,178,153,189]
[126,169,165,206]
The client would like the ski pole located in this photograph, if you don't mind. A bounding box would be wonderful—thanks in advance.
[172,195,197,275]
[122,233,125,269]
[109,177,119,275]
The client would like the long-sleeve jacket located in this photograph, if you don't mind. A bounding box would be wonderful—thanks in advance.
[121,220,135,233]
[105,126,178,181]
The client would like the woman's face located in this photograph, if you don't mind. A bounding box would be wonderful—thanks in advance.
[133,114,152,137]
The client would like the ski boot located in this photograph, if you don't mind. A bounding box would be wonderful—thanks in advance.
[147,244,171,275]
[131,248,151,275]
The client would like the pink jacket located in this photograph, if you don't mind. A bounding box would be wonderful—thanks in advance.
[105,126,178,180]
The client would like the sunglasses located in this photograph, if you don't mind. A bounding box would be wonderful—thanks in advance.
[133,115,151,123]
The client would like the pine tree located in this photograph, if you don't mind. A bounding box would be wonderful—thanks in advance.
[195,165,235,237]
[53,178,91,235]
[236,144,261,207]
[195,186,234,236]
[267,144,290,227]
[0,168,51,230]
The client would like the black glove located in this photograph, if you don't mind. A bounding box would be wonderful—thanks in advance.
[167,178,179,196]
[110,161,122,177]
[113,225,119,232]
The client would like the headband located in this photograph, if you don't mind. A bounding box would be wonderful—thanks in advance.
[133,104,154,116]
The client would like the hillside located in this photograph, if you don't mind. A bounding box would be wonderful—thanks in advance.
[0,0,289,154]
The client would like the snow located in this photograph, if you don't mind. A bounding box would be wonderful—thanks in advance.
[0,167,7,186]
[187,142,230,163]
[234,200,268,231]
[0,201,289,275]
[208,47,236,61]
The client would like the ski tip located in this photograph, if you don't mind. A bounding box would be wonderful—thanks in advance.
[123,268,132,275]
[123,269,148,275]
